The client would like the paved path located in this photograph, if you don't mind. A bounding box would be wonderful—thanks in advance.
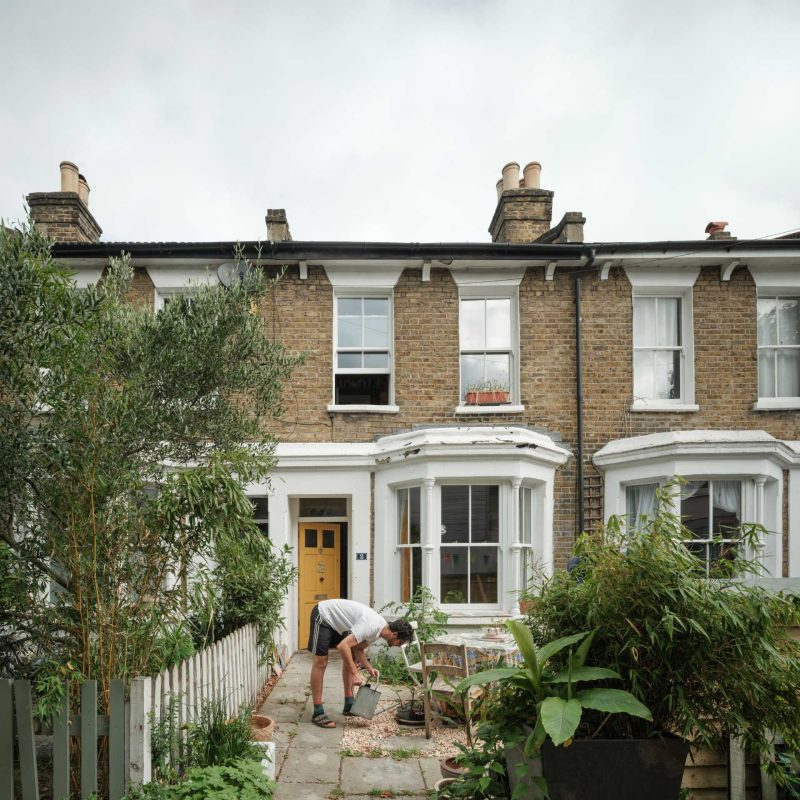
[258,650,442,799]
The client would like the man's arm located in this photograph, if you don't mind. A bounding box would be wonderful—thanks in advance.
[354,643,379,680]
[337,634,365,684]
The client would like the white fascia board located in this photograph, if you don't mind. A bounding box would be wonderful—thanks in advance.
[323,263,406,288]
[449,267,527,288]
[593,430,798,470]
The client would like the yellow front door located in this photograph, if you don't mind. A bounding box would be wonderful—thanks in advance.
[298,523,341,646]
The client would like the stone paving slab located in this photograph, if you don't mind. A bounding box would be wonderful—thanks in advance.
[292,722,345,749]
[266,684,311,704]
[419,757,444,789]
[271,722,298,749]
[279,747,341,783]
[260,701,307,723]
[340,757,425,794]
[274,783,335,800]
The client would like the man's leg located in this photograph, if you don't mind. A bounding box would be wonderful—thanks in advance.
[311,654,328,707]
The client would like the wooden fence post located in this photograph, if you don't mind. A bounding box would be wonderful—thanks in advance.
[729,735,746,800]
[0,680,14,800]
[14,680,39,800]
[108,679,126,800]
[52,683,70,800]
[80,680,98,799]
[129,677,152,786]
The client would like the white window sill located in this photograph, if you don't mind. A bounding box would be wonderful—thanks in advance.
[753,399,800,411]
[326,404,400,414]
[454,404,525,415]
[630,402,699,413]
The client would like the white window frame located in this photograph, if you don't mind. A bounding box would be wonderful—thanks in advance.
[154,287,198,311]
[631,288,696,411]
[396,486,423,603]
[249,495,269,537]
[329,289,398,413]
[518,486,536,592]
[439,483,504,609]
[624,266,700,413]
[756,293,800,406]
[456,285,522,413]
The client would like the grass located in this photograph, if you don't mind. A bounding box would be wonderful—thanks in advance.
[337,748,363,758]
[389,747,422,761]
[367,748,384,758]
[328,789,345,799]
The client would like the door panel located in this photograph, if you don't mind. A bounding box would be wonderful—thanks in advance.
[298,523,341,646]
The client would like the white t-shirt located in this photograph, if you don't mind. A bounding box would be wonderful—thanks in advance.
[318,599,387,645]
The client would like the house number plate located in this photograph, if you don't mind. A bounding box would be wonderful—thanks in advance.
[356,553,368,560]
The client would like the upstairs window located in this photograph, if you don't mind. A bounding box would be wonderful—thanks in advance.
[758,296,800,399]
[155,289,197,312]
[633,296,684,402]
[460,297,515,406]
[335,295,392,405]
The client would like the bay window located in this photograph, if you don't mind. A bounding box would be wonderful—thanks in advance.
[625,483,658,533]
[397,487,422,603]
[681,480,742,577]
[440,485,500,604]
[518,486,535,591]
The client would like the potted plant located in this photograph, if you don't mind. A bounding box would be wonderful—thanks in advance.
[463,380,510,406]
[516,487,800,797]
[458,624,666,800]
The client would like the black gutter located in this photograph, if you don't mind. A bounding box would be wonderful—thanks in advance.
[574,250,597,536]
[51,240,588,261]
[588,239,800,253]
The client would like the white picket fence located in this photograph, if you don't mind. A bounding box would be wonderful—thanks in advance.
[127,623,269,786]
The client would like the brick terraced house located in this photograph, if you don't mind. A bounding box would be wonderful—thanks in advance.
[28,160,800,650]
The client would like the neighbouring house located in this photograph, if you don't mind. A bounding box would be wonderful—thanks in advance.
[27,160,800,652]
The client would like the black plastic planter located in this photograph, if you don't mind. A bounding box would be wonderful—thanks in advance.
[506,738,690,800]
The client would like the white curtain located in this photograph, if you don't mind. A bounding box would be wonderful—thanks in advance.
[712,481,741,516]
[626,484,657,531]
[658,297,680,346]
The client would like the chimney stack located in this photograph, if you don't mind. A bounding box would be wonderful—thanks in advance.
[27,161,102,242]
[266,209,292,241]
[489,159,554,243]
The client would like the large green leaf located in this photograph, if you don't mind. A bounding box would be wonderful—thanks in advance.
[456,667,520,691]
[536,632,590,668]
[573,629,596,668]
[507,619,540,678]
[549,666,621,684]
[576,688,653,720]
[540,696,582,745]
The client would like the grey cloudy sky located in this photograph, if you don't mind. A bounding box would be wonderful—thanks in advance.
[1,0,798,244]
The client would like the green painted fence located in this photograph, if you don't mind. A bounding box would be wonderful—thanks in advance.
[0,678,127,800]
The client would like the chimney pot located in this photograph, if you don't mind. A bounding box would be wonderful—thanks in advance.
[501,161,520,192]
[495,179,504,202]
[59,161,79,194]
[705,220,729,235]
[522,161,542,189]
[77,174,90,207]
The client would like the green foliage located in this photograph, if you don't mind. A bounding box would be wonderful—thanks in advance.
[187,700,263,769]
[459,623,650,749]
[0,220,300,708]
[125,760,274,800]
[523,486,800,788]
[432,736,510,799]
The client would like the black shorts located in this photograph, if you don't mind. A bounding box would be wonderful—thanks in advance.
[308,605,346,656]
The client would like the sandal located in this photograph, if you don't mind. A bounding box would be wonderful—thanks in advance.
[312,713,337,728]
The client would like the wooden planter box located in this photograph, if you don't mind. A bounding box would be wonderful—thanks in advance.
[464,390,510,405]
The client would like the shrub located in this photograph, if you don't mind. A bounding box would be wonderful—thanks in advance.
[187,700,264,768]
[523,487,800,787]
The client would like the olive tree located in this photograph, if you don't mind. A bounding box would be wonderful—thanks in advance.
[0,221,299,703]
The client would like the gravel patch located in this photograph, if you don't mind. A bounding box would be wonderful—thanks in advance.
[341,699,467,760]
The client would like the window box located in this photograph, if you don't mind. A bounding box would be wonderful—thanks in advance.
[464,389,510,406]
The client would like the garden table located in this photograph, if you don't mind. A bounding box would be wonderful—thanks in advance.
[435,631,523,672]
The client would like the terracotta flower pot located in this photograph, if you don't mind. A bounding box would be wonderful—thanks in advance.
[434,777,459,792]
[250,713,275,742]
[440,756,469,780]
[464,390,510,406]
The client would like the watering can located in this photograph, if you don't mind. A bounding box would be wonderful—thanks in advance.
[349,674,382,719]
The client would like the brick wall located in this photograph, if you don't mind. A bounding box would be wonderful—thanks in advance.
[116,261,797,571]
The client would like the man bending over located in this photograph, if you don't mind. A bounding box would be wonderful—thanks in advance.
[307,598,413,728]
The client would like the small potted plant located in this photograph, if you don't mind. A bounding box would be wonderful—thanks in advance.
[463,380,510,406]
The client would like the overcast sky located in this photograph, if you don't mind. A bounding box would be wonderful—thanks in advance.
[1,1,798,244]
